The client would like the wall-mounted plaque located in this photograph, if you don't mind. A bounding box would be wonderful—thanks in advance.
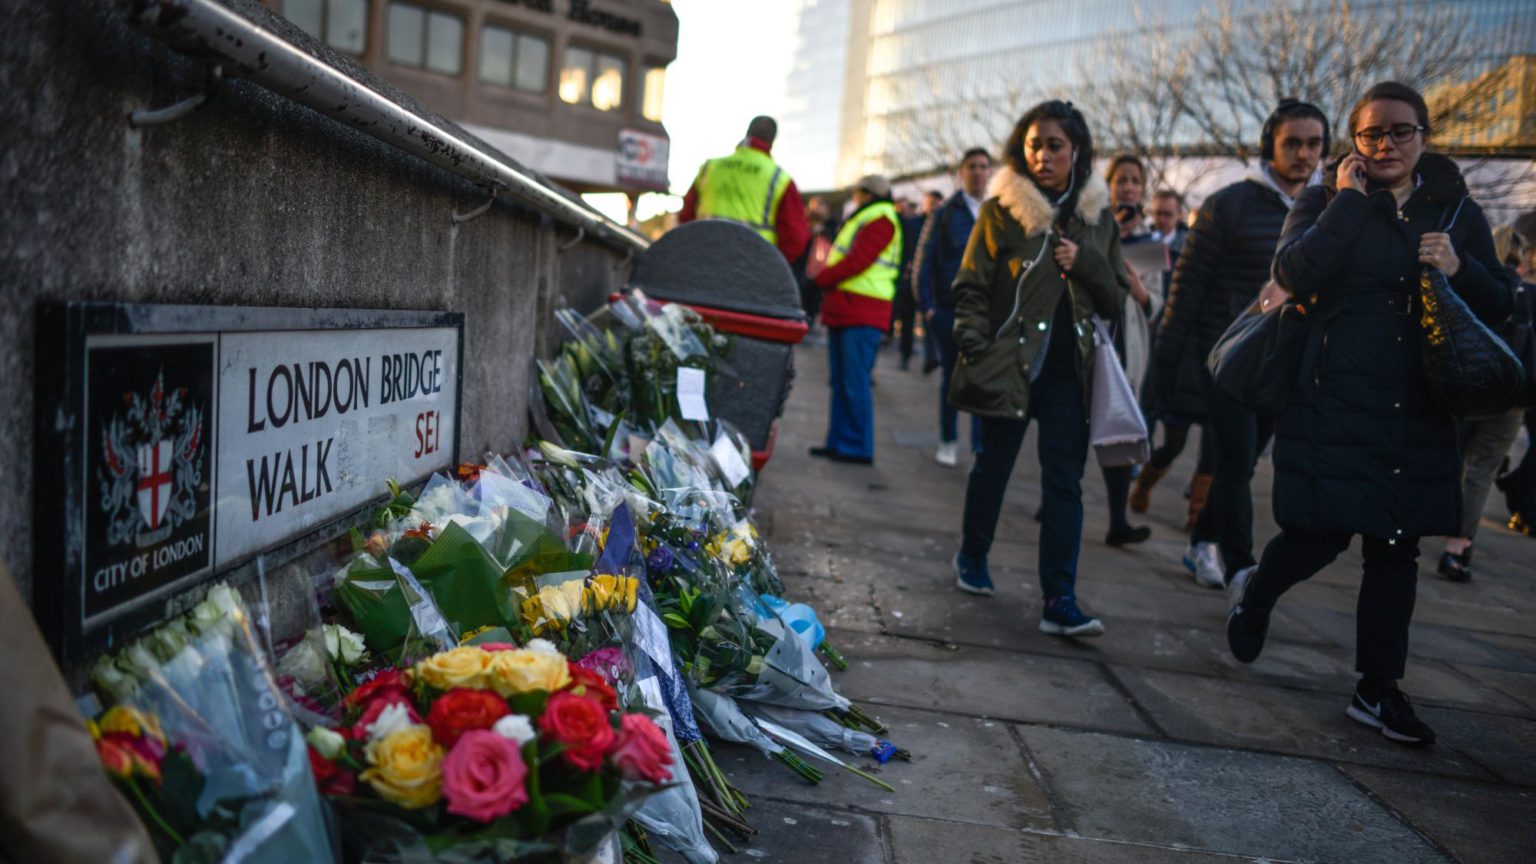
[35,305,464,661]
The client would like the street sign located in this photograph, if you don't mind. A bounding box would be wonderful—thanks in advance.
[617,128,670,191]
[35,304,464,661]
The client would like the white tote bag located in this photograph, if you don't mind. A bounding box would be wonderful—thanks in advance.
[1089,319,1151,468]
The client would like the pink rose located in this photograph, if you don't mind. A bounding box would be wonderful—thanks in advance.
[609,714,672,783]
[477,643,517,652]
[575,647,630,685]
[441,730,529,823]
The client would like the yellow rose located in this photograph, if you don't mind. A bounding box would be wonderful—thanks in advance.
[361,725,443,809]
[414,646,492,690]
[585,575,618,613]
[488,648,571,697]
[98,706,165,745]
[724,539,752,566]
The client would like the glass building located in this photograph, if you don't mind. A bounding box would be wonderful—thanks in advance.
[792,0,1536,186]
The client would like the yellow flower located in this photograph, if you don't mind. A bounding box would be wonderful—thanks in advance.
[586,575,616,613]
[723,539,752,566]
[98,706,165,745]
[361,725,443,809]
[488,648,571,697]
[414,646,492,690]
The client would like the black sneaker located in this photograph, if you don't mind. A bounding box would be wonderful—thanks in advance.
[1346,682,1437,746]
[1105,525,1152,547]
[1437,549,1472,583]
[1225,565,1271,664]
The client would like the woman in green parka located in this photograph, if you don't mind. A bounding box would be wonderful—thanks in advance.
[947,100,1130,637]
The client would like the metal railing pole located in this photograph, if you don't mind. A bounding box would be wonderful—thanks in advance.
[126,0,650,252]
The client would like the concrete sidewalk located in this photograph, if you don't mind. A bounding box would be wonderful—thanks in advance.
[691,338,1535,864]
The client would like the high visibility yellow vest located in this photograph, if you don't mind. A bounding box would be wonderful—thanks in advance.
[826,201,902,301]
[694,145,792,246]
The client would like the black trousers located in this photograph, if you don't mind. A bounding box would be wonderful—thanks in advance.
[891,283,916,360]
[1192,372,1274,572]
[1249,527,1419,681]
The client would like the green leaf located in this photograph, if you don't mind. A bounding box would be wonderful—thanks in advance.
[660,612,691,631]
[542,792,599,818]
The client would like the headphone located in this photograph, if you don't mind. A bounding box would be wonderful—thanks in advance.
[1260,98,1332,161]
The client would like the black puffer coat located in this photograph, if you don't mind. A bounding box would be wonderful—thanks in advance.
[1271,153,1515,540]
[1152,175,1293,419]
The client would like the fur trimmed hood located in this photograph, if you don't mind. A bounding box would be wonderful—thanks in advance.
[986,164,1110,237]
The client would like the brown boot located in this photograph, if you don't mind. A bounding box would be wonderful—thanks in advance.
[1130,464,1168,513]
[1185,473,1213,532]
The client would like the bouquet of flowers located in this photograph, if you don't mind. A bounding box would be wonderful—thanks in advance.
[88,583,335,863]
[312,642,673,863]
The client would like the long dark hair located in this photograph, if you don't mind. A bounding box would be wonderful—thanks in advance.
[1005,100,1095,230]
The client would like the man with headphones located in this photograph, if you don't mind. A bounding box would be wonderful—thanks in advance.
[1151,98,1331,590]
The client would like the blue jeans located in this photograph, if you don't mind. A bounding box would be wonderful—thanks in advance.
[931,307,982,447]
[824,325,882,459]
[960,355,1088,598]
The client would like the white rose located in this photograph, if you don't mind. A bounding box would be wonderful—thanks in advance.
[205,583,241,617]
[323,623,367,665]
[277,639,328,688]
[524,638,561,657]
[410,482,461,525]
[122,640,162,679]
[492,714,536,747]
[189,599,223,633]
[306,726,348,760]
[365,702,417,742]
[91,656,138,701]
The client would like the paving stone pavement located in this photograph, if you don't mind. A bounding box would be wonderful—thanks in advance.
[658,338,1536,864]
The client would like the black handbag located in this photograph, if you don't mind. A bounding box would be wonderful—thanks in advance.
[1418,198,1527,417]
[1206,284,1311,414]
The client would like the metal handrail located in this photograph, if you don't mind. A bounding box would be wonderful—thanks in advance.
[126,0,650,252]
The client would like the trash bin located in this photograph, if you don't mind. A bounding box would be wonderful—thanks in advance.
[628,220,805,469]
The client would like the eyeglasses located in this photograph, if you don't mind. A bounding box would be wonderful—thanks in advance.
[1353,124,1425,147]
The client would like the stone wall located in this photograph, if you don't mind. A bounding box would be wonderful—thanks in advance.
[0,0,633,610]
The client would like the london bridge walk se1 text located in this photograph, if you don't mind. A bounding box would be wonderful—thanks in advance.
[244,349,446,432]
[243,349,447,522]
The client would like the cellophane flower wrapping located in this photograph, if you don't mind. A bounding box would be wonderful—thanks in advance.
[98,585,335,863]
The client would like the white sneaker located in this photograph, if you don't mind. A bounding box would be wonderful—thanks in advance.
[935,441,958,467]
[1188,541,1225,589]
[1228,565,1258,608]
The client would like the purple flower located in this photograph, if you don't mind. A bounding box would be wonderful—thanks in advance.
[646,544,674,576]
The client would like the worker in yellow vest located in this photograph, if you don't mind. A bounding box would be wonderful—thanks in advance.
[679,116,809,265]
[807,175,902,465]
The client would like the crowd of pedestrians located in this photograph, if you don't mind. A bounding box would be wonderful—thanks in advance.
[686,83,1535,748]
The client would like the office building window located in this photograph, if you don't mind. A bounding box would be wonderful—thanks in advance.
[560,47,625,112]
[387,3,464,76]
[480,26,550,92]
[282,0,367,54]
[642,65,666,122]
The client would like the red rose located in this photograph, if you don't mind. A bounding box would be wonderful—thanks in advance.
[350,691,421,739]
[538,692,615,771]
[563,666,619,712]
[427,688,511,748]
[610,714,672,783]
[344,669,408,709]
[307,745,356,796]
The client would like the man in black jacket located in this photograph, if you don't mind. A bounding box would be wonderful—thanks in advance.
[917,147,993,466]
[1151,99,1330,589]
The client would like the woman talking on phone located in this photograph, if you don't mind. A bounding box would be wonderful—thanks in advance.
[1226,82,1515,745]
[948,100,1129,637]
